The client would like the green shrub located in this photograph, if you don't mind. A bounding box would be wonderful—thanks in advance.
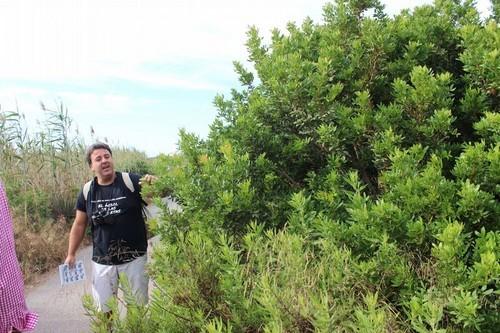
[98,0,499,332]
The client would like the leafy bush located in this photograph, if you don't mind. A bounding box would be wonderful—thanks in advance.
[100,0,499,332]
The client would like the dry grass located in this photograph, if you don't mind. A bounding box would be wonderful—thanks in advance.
[13,213,90,285]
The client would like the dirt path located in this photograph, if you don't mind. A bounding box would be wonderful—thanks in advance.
[25,199,179,333]
[25,244,93,333]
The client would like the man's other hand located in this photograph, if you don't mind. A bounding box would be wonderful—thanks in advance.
[139,174,158,186]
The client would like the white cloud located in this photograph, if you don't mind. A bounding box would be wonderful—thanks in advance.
[58,91,132,116]
[0,0,490,83]
[0,0,493,156]
[109,65,226,92]
[0,0,325,84]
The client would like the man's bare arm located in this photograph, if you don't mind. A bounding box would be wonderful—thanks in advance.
[64,210,88,267]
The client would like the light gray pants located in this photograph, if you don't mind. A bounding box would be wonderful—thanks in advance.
[91,255,148,312]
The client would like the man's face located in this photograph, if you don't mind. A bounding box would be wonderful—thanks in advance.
[90,148,114,178]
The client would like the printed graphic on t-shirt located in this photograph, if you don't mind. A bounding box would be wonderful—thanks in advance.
[91,196,126,224]
[93,239,145,264]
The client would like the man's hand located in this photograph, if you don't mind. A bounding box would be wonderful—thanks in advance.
[65,254,76,268]
[139,174,158,186]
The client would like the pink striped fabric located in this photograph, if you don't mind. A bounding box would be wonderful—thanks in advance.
[0,181,38,333]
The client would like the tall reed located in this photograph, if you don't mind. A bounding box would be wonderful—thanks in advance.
[1,102,89,224]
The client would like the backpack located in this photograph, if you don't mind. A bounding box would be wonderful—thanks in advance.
[82,172,135,201]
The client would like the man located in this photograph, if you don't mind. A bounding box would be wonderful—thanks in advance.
[65,143,156,313]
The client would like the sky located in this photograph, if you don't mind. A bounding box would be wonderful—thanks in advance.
[0,0,493,157]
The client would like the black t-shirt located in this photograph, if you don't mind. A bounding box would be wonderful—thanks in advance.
[76,172,147,265]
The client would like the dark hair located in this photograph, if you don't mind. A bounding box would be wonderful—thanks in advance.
[86,142,112,166]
